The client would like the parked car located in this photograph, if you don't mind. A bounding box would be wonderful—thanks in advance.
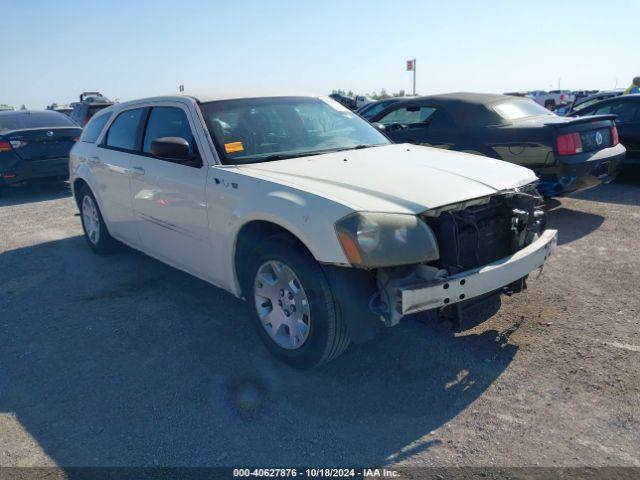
[526,91,558,110]
[69,92,113,126]
[504,91,528,98]
[566,90,624,116]
[356,98,405,120]
[46,104,73,117]
[328,93,357,110]
[549,90,575,106]
[568,94,640,165]
[329,93,371,111]
[0,110,82,185]
[367,93,625,197]
[54,107,73,116]
[69,93,557,368]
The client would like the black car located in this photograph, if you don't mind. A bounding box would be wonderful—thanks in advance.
[566,90,624,116]
[568,94,640,165]
[69,92,113,126]
[328,93,360,111]
[368,92,625,197]
[0,110,82,186]
[356,98,405,120]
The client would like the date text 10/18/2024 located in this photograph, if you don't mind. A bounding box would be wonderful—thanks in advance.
[233,468,400,478]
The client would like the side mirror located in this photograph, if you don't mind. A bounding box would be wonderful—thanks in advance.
[150,137,190,159]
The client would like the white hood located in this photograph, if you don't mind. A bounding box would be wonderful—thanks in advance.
[235,144,537,214]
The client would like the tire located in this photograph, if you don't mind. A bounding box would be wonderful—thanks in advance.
[78,185,117,254]
[246,236,350,369]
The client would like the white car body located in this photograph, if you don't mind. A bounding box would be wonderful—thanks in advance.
[69,93,557,364]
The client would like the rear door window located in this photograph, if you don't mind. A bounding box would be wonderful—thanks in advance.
[80,111,113,143]
[103,108,145,151]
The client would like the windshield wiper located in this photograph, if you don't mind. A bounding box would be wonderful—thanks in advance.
[334,144,382,152]
[243,151,328,163]
[240,145,383,164]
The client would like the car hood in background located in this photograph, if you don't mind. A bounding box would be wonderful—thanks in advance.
[234,144,537,214]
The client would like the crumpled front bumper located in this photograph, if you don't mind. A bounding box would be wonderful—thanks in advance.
[398,229,558,315]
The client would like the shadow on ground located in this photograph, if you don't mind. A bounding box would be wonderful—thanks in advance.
[0,236,519,467]
[546,207,604,245]
[0,180,71,208]
[570,165,640,207]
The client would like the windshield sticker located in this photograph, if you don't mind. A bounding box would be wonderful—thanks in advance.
[225,141,244,154]
[320,96,350,112]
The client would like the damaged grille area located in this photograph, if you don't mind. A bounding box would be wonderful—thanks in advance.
[423,193,545,274]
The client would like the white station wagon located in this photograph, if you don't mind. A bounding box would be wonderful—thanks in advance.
[69,93,557,368]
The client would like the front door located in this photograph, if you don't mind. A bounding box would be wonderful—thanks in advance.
[129,105,211,278]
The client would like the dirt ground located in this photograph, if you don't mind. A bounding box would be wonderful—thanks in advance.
[0,170,638,469]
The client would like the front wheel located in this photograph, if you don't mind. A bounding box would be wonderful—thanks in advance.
[247,237,350,368]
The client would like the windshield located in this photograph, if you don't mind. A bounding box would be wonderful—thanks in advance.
[493,99,554,120]
[199,96,390,164]
[0,111,77,132]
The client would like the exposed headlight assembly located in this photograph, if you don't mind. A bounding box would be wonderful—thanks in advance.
[334,212,439,268]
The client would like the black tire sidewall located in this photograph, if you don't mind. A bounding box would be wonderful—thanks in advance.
[247,238,338,369]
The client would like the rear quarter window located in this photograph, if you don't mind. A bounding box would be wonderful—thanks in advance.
[80,111,113,143]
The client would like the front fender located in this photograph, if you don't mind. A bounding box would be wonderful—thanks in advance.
[226,210,348,297]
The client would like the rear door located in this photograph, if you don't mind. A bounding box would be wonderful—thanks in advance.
[129,103,211,278]
[94,107,146,244]
[374,104,438,144]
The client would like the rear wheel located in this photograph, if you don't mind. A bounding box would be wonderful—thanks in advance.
[79,186,117,254]
[247,236,350,368]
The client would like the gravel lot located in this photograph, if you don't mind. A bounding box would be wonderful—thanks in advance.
[0,171,639,468]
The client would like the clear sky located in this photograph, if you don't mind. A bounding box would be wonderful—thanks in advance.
[2,0,638,108]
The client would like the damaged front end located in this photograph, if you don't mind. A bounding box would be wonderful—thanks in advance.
[371,186,556,328]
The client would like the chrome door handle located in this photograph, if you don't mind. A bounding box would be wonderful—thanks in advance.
[131,166,145,175]
[88,156,100,164]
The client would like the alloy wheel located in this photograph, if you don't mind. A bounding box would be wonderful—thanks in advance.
[254,260,311,349]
